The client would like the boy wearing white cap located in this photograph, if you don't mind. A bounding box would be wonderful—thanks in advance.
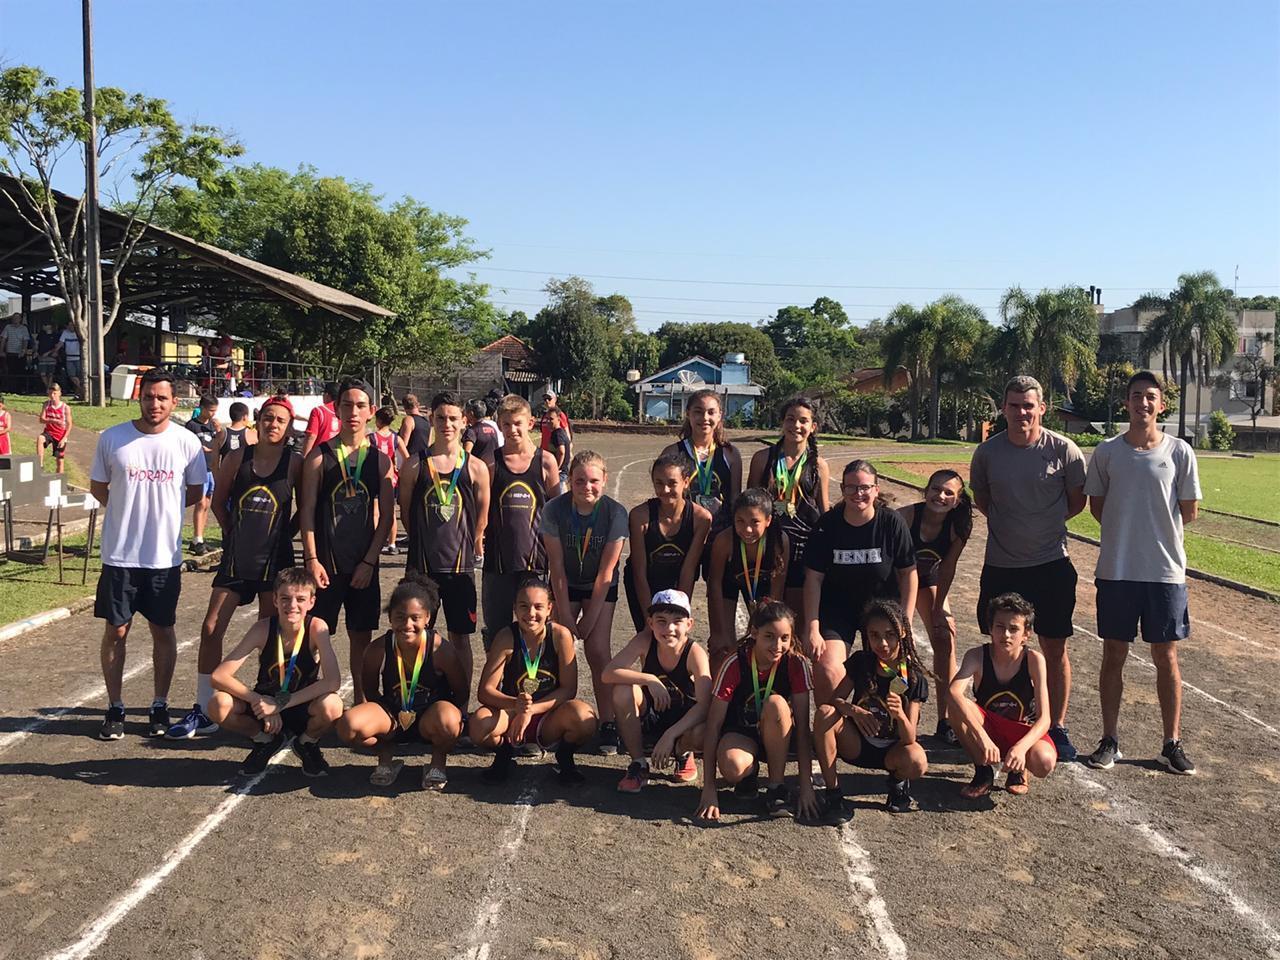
[603,589,712,793]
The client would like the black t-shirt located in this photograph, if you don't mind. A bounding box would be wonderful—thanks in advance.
[803,506,914,642]
[550,427,571,471]
[844,649,928,747]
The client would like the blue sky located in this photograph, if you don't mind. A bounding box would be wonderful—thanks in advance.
[3,1,1278,330]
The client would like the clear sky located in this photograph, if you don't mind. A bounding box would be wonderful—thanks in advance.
[3,1,1278,330]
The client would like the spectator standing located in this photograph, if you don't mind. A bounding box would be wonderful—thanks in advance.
[538,390,571,452]
[36,323,59,389]
[0,394,10,455]
[301,382,340,457]
[399,393,433,460]
[185,397,223,556]
[2,314,31,385]
[58,320,83,396]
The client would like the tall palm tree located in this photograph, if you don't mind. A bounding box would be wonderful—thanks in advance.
[997,286,1100,409]
[881,304,927,439]
[920,296,987,438]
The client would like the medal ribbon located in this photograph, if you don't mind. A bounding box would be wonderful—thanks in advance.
[337,439,369,498]
[396,629,428,711]
[571,500,602,566]
[749,653,779,719]
[773,450,807,505]
[428,449,467,512]
[518,627,545,687]
[739,538,765,605]
[684,438,717,496]
[276,622,306,693]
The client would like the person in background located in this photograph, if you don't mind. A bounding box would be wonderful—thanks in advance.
[36,323,59,389]
[2,313,31,385]
[538,390,571,453]
[462,398,502,466]
[301,382,340,457]
[185,396,223,557]
[399,393,433,461]
[38,382,72,475]
[372,405,411,554]
[58,320,82,397]
[249,342,268,393]
[0,394,10,456]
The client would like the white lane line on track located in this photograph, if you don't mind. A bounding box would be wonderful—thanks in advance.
[44,678,353,960]
[456,782,540,960]
[839,825,909,960]
[1067,766,1280,949]
[1074,625,1280,738]
[610,457,653,500]
[1196,618,1269,650]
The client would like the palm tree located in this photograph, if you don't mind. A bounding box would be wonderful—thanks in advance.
[881,304,927,440]
[997,286,1100,409]
[920,296,987,438]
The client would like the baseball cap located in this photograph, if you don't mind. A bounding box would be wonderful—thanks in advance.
[648,589,691,617]
[260,395,295,421]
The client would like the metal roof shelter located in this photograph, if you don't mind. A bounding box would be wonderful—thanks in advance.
[0,172,394,324]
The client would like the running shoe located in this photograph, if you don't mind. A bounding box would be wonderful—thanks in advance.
[596,721,619,755]
[733,766,760,798]
[617,760,649,793]
[935,718,958,746]
[292,739,330,777]
[192,540,207,557]
[824,786,853,824]
[482,744,517,784]
[673,751,698,782]
[1086,736,1122,770]
[761,783,790,816]
[165,703,218,739]
[886,778,914,813]
[1160,739,1196,775]
[554,743,585,784]
[99,705,125,741]
[241,734,285,775]
[1048,725,1077,762]
[961,764,995,799]
[147,703,171,738]
[423,766,448,791]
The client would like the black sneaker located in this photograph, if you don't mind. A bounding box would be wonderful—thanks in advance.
[761,783,790,816]
[935,718,958,746]
[292,739,330,777]
[596,721,619,756]
[241,734,285,775]
[554,743,585,785]
[192,540,207,557]
[482,744,517,784]
[1049,725,1078,762]
[1160,739,1196,775]
[147,703,171,738]
[733,765,760,799]
[99,705,125,741]
[823,786,853,824]
[886,778,914,814]
[1086,736,1122,770]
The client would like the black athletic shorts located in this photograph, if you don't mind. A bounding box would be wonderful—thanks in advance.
[568,583,619,604]
[211,571,272,607]
[94,564,181,627]
[377,698,453,744]
[313,568,381,634]
[280,702,311,737]
[41,431,67,457]
[977,557,1077,639]
[641,701,694,745]
[431,571,477,635]
[847,739,892,771]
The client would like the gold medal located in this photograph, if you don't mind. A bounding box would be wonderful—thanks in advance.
[398,709,417,732]
[786,502,796,518]
[772,500,788,517]
[889,676,909,696]
[438,502,456,522]
[519,674,540,695]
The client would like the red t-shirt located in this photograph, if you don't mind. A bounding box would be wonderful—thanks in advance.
[305,402,340,444]
[0,409,10,455]
[714,653,811,702]
[42,401,70,442]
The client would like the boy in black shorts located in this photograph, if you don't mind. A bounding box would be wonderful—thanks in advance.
[208,567,344,776]
[603,589,712,793]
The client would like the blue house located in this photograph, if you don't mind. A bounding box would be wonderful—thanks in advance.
[632,353,764,423]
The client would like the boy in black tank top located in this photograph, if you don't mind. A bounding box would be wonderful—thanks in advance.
[219,401,253,458]
[603,589,712,793]
[337,575,467,790]
[949,592,1057,799]
[479,395,560,651]
[167,396,300,741]
[299,379,395,703]
[623,453,713,632]
[208,568,344,777]
[398,393,433,460]
[398,392,491,704]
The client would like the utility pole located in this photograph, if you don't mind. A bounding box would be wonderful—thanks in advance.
[82,0,106,406]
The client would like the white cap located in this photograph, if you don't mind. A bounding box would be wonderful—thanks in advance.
[649,589,692,617]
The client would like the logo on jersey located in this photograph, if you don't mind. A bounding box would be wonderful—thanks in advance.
[126,464,176,483]
[983,689,1029,723]
[832,548,882,565]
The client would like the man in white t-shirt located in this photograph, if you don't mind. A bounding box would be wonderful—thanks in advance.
[91,369,206,741]
[1083,370,1202,775]
[57,321,83,396]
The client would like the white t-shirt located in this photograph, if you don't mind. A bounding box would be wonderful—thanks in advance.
[1084,433,1202,583]
[91,420,206,568]
[482,418,504,449]
[58,329,81,359]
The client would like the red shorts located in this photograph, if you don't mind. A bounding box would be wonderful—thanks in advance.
[511,709,554,748]
[979,708,1056,758]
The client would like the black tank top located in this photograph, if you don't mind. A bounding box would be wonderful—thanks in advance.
[406,414,433,458]
[763,443,821,568]
[376,630,454,711]
[498,623,561,702]
[222,443,295,582]
[407,450,477,574]
[663,439,734,529]
[975,644,1037,723]
[220,426,248,458]
[719,527,784,602]
[253,615,320,695]
[641,632,697,712]
[315,438,383,576]
[725,645,802,731]
[631,498,695,594]
[484,448,547,574]
[910,503,956,587]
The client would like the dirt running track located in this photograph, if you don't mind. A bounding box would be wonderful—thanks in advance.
[1,431,1277,960]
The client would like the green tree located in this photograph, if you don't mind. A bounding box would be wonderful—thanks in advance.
[0,64,241,345]
[1219,332,1275,440]
[880,304,928,439]
[762,297,863,364]
[523,277,610,415]
[997,285,1099,408]
[1207,409,1235,451]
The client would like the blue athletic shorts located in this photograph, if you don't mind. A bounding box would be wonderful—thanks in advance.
[1095,579,1190,644]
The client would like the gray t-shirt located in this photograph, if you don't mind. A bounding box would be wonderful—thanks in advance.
[1084,433,1201,583]
[538,493,629,592]
[969,428,1086,568]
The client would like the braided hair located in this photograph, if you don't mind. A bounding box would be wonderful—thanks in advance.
[860,597,928,683]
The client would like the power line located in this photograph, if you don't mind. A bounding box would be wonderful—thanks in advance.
[487,285,1001,310]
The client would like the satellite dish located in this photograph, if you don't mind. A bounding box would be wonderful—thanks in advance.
[676,370,705,386]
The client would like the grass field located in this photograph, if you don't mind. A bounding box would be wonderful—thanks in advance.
[2,393,139,433]
[3,429,90,490]
[1197,455,1280,522]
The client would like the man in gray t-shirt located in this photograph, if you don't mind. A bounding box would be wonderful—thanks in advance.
[970,375,1087,760]
[1082,371,1201,776]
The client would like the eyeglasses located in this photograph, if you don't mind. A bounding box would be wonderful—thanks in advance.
[842,483,877,495]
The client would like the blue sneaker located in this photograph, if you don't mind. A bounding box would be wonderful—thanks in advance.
[1049,725,1077,762]
[165,703,218,739]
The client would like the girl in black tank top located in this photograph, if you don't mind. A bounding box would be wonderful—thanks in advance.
[484,446,548,574]
[222,443,296,584]
[910,502,956,587]
[315,438,384,576]
[707,490,789,658]
[408,449,478,574]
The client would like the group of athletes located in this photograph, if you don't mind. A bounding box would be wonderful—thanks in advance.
[87,366,1201,823]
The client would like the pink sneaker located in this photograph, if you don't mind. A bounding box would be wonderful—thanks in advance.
[673,751,698,782]
[617,760,648,793]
